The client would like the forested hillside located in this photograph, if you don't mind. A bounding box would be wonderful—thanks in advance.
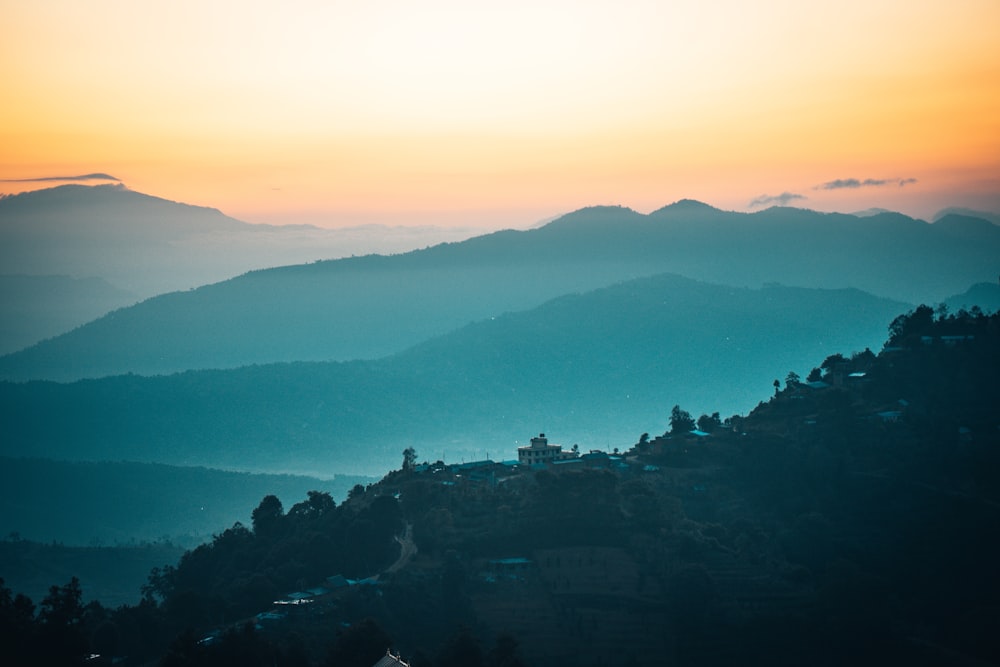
[0,276,907,475]
[3,306,997,666]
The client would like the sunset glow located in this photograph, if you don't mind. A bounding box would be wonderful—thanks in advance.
[2,0,998,226]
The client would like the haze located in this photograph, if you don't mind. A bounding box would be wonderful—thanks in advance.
[2,0,998,227]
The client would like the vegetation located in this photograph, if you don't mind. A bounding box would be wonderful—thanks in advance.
[4,199,998,382]
[0,276,909,475]
[0,458,373,547]
[1,306,998,665]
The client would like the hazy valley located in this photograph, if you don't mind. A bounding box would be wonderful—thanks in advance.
[0,185,484,354]
[1,185,999,666]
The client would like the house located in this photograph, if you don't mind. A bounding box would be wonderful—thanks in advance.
[372,649,410,667]
[804,380,830,390]
[517,433,578,465]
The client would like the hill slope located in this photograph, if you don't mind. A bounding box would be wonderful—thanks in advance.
[0,274,137,355]
[0,184,480,353]
[2,201,996,381]
[24,308,994,666]
[0,457,372,546]
[0,274,907,475]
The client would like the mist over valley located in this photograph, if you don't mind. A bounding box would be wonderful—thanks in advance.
[1,186,998,666]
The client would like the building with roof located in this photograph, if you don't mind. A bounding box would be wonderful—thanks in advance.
[372,649,410,667]
[517,433,578,465]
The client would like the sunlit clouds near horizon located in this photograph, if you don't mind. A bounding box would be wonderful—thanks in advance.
[1,0,998,227]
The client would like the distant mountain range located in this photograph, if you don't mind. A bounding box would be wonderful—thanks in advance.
[0,184,481,353]
[2,195,998,380]
[0,457,370,546]
[0,274,909,476]
[933,206,1000,226]
[945,282,1000,314]
[0,274,137,355]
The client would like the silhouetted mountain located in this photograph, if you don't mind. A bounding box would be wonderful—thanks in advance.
[0,275,907,476]
[0,184,481,352]
[3,199,997,381]
[0,540,186,609]
[934,206,1000,225]
[931,213,1000,242]
[944,282,1000,315]
[851,207,895,217]
[0,274,137,355]
[0,457,372,546]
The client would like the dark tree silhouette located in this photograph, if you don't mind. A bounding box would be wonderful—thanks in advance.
[887,304,934,345]
[438,625,484,667]
[251,494,283,535]
[402,446,418,472]
[669,405,695,434]
[37,577,88,666]
[326,618,392,667]
[288,490,335,519]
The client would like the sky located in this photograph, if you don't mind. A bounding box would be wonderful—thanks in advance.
[1,0,998,228]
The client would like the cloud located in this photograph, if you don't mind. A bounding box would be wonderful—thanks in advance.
[0,173,120,183]
[748,192,807,208]
[818,177,917,190]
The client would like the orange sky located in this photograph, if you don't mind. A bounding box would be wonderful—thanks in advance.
[1,0,998,228]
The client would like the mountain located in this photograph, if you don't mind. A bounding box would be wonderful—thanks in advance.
[9,308,994,666]
[0,274,908,476]
[2,200,997,381]
[0,274,137,355]
[0,457,373,546]
[944,282,1000,314]
[934,206,1000,225]
[0,184,482,352]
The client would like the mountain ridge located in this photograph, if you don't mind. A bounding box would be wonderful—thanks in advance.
[3,194,998,381]
[0,184,485,352]
[0,274,910,476]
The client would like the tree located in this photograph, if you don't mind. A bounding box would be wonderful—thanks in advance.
[887,304,934,345]
[251,495,283,535]
[487,633,527,667]
[0,578,35,664]
[773,379,781,395]
[326,618,391,667]
[669,405,695,434]
[438,625,483,667]
[807,367,822,382]
[289,490,335,519]
[402,447,417,472]
[820,353,846,371]
[785,371,801,387]
[37,577,89,665]
[697,413,721,433]
[851,348,876,368]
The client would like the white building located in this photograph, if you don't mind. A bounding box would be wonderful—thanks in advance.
[517,433,578,465]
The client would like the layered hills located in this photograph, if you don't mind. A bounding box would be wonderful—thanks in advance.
[0,274,136,355]
[0,274,907,476]
[2,198,997,381]
[5,307,995,666]
[0,184,480,353]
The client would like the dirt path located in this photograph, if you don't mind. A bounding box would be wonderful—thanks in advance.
[383,522,417,575]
